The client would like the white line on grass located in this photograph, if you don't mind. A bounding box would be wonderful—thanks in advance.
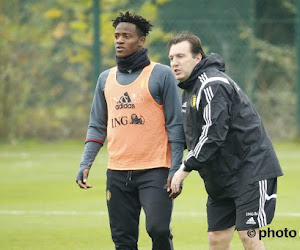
[0,210,107,215]
[0,210,299,217]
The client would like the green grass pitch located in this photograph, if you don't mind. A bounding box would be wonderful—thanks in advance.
[0,140,300,249]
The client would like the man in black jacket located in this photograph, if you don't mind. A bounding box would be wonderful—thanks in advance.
[168,31,283,250]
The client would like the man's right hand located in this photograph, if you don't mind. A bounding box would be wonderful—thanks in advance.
[76,168,93,189]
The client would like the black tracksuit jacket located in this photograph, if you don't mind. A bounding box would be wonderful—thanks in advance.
[178,53,283,196]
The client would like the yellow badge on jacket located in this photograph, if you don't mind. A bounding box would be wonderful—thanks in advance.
[190,94,197,108]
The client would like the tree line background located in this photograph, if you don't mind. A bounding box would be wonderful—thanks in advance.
[0,0,298,143]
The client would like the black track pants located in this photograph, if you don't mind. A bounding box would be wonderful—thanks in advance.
[106,168,174,250]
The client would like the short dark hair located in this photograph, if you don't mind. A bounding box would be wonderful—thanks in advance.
[167,31,206,58]
[112,11,153,37]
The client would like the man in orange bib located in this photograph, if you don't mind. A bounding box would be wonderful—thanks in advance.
[76,11,185,250]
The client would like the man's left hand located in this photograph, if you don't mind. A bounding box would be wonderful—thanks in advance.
[167,176,182,199]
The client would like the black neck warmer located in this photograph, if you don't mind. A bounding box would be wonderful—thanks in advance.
[116,48,150,73]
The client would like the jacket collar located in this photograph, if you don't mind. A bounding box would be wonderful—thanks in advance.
[178,53,226,90]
